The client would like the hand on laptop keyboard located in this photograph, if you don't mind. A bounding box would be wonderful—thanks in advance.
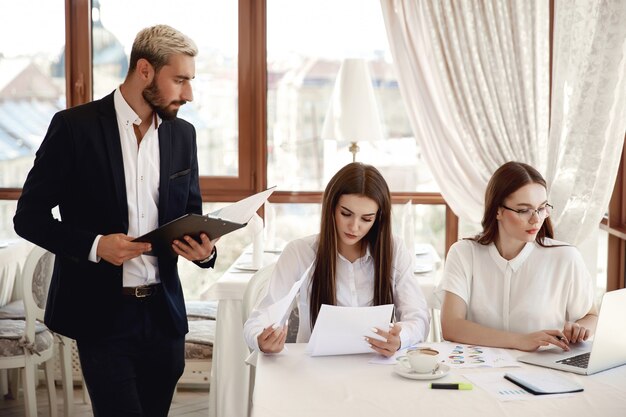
[562,321,592,344]
[516,329,570,352]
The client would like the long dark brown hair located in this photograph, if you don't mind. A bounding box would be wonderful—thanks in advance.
[472,161,555,246]
[309,163,393,327]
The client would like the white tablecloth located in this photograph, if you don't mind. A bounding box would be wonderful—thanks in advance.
[206,246,442,417]
[252,344,626,417]
[206,250,280,417]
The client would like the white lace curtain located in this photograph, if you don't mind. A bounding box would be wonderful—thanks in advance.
[380,0,550,224]
[381,0,626,245]
[546,0,626,244]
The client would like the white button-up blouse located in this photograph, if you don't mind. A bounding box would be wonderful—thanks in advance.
[436,238,594,333]
[244,234,430,351]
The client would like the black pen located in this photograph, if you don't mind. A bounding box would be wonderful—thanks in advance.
[429,383,473,390]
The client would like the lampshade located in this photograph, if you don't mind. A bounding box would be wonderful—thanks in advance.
[321,59,384,144]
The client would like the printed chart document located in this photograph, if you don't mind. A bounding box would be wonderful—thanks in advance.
[437,343,519,368]
[369,342,521,367]
[134,186,275,256]
[306,304,394,356]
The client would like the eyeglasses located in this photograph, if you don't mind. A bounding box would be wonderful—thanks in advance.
[501,203,553,222]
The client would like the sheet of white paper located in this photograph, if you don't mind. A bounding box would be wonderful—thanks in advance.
[260,261,314,329]
[306,304,394,356]
[211,186,276,224]
[262,278,305,328]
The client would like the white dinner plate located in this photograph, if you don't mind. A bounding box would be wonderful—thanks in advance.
[264,248,283,254]
[393,363,450,380]
[414,244,431,255]
[233,262,259,272]
[413,264,433,274]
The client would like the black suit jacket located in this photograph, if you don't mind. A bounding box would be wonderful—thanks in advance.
[14,92,214,340]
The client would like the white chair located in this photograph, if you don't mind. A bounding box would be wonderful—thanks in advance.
[242,263,275,325]
[0,245,58,417]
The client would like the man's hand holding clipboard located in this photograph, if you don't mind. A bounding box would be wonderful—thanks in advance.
[133,187,276,257]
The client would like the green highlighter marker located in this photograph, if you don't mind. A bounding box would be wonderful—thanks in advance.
[429,383,473,390]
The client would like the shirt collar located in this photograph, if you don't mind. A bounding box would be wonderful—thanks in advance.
[113,87,162,130]
[337,244,373,263]
[488,241,535,273]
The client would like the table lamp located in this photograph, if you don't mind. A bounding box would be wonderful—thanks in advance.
[321,58,384,162]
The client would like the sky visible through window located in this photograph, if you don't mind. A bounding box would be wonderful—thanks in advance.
[0,0,389,60]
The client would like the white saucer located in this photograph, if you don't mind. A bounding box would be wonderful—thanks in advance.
[393,363,450,380]
[233,263,259,272]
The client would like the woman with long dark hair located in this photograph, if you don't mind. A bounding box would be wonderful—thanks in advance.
[244,163,430,357]
[438,161,598,351]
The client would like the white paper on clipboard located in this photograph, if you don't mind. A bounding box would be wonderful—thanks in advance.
[211,186,276,224]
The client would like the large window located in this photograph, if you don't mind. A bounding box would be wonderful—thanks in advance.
[92,0,239,178]
[0,1,65,199]
[266,0,438,193]
[265,0,447,263]
[1,1,622,298]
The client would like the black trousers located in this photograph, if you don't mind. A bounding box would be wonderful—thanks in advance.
[77,289,185,417]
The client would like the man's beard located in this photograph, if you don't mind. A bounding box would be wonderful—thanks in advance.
[142,79,186,121]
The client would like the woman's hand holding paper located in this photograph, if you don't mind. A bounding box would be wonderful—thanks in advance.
[258,324,288,353]
[366,323,402,357]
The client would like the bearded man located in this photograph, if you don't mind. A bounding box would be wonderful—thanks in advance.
[14,25,217,417]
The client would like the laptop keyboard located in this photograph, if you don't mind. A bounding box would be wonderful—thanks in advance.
[557,352,590,369]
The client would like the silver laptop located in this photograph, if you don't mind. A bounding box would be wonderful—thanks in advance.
[517,288,626,375]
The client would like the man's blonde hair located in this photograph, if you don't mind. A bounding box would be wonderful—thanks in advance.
[128,24,197,73]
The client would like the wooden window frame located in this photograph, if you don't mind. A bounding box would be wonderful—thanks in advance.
[0,0,464,257]
[269,191,458,255]
[201,0,267,202]
[602,137,626,290]
[0,0,620,283]
[6,0,625,275]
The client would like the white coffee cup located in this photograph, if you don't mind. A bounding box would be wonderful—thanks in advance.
[398,348,439,373]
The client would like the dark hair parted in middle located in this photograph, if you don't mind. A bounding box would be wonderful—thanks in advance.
[309,162,394,327]
[474,161,554,246]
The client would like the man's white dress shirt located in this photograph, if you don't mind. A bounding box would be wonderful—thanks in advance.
[89,88,162,287]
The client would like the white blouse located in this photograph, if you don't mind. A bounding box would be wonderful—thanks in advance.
[244,234,430,351]
[436,238,594,334]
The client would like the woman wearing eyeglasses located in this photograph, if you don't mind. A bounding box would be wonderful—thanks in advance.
[438,161,598,352]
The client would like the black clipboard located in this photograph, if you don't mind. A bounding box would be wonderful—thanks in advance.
[133,214,245,257]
